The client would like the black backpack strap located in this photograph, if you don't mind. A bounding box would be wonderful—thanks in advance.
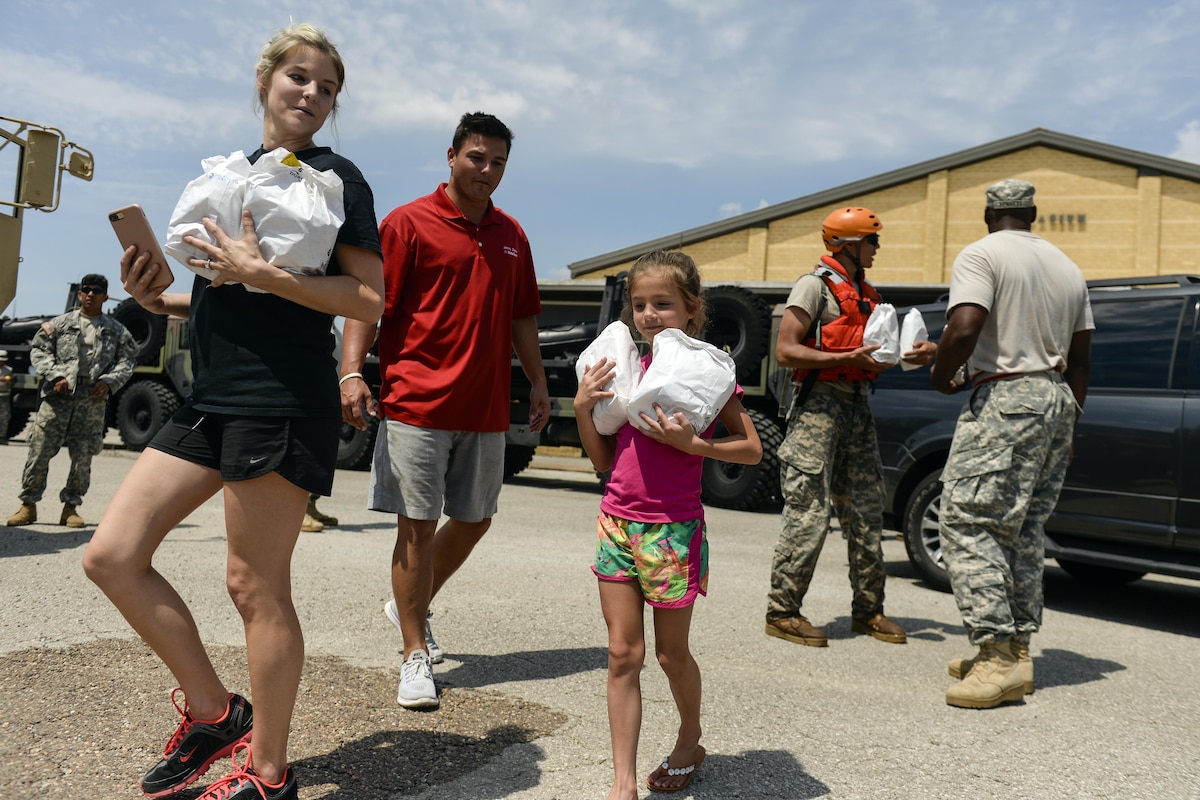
[786,290,829,416]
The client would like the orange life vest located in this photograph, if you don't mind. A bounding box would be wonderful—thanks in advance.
[792,256,882,384]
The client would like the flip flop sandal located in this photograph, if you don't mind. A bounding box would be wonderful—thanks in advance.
[647,745,706,793]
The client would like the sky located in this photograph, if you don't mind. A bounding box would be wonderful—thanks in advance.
[4,0,1200,317]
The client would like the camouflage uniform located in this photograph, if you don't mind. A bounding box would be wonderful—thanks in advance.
[939,373,1076,646]
[18,310,137,506]
[766,384,888,621]
[0,359,12,442]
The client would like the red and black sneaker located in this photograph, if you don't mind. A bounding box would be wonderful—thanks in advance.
[195,745,298,800]
[140,688,253,797]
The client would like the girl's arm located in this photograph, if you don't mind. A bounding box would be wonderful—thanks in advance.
[638,393,763,465]
[574,358,618,473]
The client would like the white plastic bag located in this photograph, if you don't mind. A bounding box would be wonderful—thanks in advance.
[165,151,251,281]
[243,147,345,282]
[164,148,345,294]
[626,328,737,433]
[864,302,900,365]
[575,321,642,435]
[899,307,929,371]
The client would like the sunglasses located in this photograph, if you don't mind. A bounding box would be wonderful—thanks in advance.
[79,286,104,295]
[863,233,880,247]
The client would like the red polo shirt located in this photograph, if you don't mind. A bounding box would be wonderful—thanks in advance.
[377,183,541,432]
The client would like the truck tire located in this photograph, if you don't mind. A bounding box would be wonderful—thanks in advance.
[504,444,537,478]
[113,298,168,366]
[702,286,772,383]
[116,379,181,451]
[336,415,378,471]
[901,470,952,592]
[700,407,783,511]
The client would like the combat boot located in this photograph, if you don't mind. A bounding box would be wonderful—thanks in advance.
[300,513,324,533]
[7,502,36,527]
[306,497,338,526]
[945,641,1026,709]
[60,504,85,528]
[765,615,828,647]
[949,642,1033,694]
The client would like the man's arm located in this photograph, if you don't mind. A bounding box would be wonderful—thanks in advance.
[96,325,139,397]
[340,318,379,430]
[1064,329,1091,412]
[30,319,71,392]
[512,315,549,433]
[930,303,988,394]
[776,306,886,373]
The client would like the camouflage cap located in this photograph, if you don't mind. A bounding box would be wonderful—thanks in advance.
[985,179,1035,209]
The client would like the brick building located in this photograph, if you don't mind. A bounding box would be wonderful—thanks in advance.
[568,128,1200,285]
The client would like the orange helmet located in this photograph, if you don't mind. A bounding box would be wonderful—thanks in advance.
[822,207,882,252]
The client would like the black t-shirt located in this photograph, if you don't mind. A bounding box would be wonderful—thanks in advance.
[188,146,381,417]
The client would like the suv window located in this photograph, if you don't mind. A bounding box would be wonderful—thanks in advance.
[1087,297,1182,391]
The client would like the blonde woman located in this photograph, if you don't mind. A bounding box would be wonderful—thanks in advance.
[84,22,383,800]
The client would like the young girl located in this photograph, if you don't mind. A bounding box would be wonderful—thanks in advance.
[575,250,762,798]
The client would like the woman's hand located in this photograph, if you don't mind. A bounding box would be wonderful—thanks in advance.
[120,245,170,313]
[185,211,277,288]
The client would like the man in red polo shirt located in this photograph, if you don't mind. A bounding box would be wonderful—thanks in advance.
[340,112,550,709]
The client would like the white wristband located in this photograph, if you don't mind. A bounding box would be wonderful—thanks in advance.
[339,372,364,385]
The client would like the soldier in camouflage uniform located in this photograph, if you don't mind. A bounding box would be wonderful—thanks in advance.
[0,350,12,443]
[7,275,137,528]
[765,208,936,648]
[932,179,1092,709]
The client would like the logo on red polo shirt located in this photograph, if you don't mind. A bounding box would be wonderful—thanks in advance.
[503,245,519,258]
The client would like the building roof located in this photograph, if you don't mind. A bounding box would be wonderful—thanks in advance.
[569,127,1200,277]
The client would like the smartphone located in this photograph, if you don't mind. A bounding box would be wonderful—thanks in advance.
[108,204,174,291]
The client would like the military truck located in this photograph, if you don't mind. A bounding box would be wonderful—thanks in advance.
[0,286,190,446]
[103,300,191,450]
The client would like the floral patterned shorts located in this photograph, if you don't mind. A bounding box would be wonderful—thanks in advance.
[592,514,708,608]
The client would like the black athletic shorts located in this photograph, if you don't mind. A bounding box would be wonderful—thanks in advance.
[148,404,339,495]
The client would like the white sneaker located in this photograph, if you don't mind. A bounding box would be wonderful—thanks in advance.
[383,600,444,663]
[396,649,438,709]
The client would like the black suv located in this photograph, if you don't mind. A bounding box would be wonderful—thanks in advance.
[874,275,1200,591]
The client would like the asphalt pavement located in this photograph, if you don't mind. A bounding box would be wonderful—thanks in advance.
[2,436,1199,799]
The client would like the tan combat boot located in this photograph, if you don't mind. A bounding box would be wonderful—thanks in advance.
[60,504,85,528]
[945,641,1026,709]
[949,642,1033,694]
[306,497,338,526]
[765,615,828,647]
[7,502,36,527]
[300,513,324,533]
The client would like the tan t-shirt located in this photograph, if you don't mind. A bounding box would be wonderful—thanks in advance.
[948,229,1094,377]
[784,271,867,393]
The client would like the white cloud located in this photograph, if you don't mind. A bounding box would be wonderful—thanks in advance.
[1170,121,1200,164]
[8,0,1200,314]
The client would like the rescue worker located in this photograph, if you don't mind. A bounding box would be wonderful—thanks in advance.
[7,275,137,527]
[765,207,935,647]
